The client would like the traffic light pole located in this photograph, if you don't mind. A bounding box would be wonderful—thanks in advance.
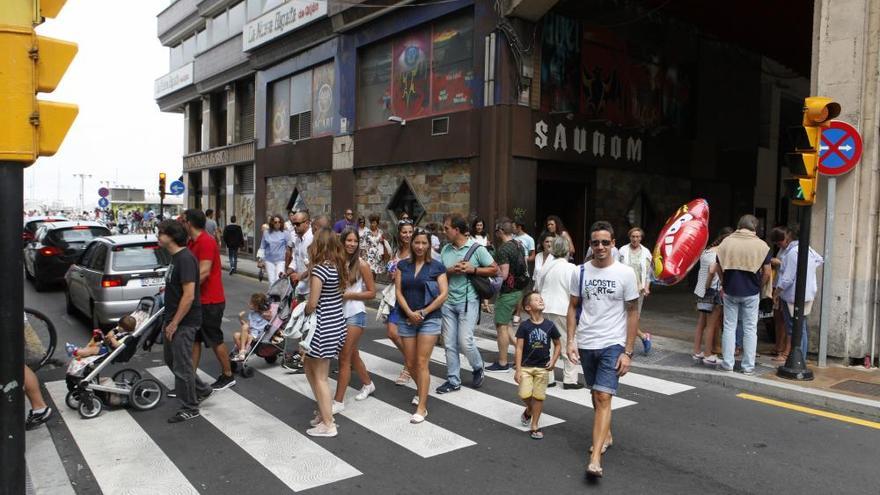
[0,163,26,495]
[778,205,815,380]
[159,195,164,221]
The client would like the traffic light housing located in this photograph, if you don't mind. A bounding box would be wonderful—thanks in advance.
[784,97,841,206]
[0,0,78,165]
[159,172,167,200]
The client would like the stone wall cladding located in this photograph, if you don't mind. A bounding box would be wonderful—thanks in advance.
[265,172,332,221]
[354,159,471,231]
[595,168,691,243]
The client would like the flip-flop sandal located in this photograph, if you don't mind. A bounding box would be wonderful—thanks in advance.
[520,412,531,427]
[586,463,604,478]
[589,440,613,454]
[530,429,544,440]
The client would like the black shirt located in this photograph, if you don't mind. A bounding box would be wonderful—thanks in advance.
[223,224,244,249]
[163,248,202,327]
[515,318,561,367]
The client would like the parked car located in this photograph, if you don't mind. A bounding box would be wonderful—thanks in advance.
[65,235,170,328]
[24,221,111,291]
[23,215,68,247]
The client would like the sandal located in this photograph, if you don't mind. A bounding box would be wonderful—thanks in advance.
[520,411,531,427]
[589,439,613,454]
[395,367,412,386]
[530,429,544,440]
[772,354,788,363]
[586,463,604,478]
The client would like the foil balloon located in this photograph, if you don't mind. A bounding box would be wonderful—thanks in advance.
[652,199,710,286]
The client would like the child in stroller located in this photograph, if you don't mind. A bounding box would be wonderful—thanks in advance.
[233,293,273,361]
[65,316,137,359]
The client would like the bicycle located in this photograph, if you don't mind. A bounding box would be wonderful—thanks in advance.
[24,308,57,371]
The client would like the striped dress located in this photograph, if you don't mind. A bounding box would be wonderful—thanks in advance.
[307,262,347,359]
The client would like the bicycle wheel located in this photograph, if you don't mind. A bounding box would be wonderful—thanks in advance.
[24,308,57,371]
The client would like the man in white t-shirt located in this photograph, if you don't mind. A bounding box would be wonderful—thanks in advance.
[566,220,639,479]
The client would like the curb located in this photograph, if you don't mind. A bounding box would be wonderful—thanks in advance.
[630,361,880,420]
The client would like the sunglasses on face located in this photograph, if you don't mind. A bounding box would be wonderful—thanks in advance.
[590,239,612,247]
[291,221,304,227]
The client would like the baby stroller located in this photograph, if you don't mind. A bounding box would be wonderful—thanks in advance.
[230,277,297,378]
[64,295,165,419]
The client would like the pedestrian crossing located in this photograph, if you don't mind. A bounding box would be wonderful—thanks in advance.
[34,339,695,495]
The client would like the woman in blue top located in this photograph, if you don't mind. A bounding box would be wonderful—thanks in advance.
[394,230,448,424]
[257,215,288,285]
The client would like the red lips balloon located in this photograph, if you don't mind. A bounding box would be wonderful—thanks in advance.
[652,199,710,286]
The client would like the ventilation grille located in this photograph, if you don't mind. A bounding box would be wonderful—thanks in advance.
[431,116,449,136]
[289,111,312,142]
[237,164,255,193]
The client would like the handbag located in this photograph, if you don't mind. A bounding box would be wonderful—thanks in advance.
[377,283,397,321]
[463,243,501,300]
[283,302,317,352]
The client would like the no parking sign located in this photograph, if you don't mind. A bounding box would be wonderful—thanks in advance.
[819,121,862,176]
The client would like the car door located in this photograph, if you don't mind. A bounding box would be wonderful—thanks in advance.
[84,244,109,304]
[25,227,46,276]
[69,242,97,310]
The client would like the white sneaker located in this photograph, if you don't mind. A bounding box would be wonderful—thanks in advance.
[355,382,376,401]
[332,400,345,415]
[411,395,420,406]
[306,423,338,437]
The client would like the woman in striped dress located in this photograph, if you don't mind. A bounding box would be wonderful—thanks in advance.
[304,228,349,437]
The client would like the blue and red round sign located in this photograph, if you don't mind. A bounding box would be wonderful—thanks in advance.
[819,121,862,176]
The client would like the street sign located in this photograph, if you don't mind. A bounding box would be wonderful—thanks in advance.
[819,121,862,176]
[98,186,109,197]
[97,197,109,208]
[169,180,185,195]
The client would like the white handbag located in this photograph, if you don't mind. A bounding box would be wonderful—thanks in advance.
[283,302,317,352]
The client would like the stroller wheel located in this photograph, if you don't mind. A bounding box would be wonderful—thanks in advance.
[112,369,142,388]
[240,366,255,379]
[264,354,278,364]
[129,378,163,411]
[230,360,240,373]
[65,390,81,410]
[78,395,103,419]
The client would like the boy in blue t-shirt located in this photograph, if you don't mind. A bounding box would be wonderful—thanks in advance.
[514,291,561,439]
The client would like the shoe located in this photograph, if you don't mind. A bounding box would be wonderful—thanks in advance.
[395,368,412,386]
[702,355,720,365]
[485,362,511,373]
[717,365,734,372]
[435,381,461,394]
[411,395,420,406]
[512,315,521,325]
[641,333,652,354]
[472,367,485,388]
[691,352,705,361]
[741,369,756,376]
[307,422,338,437]
[355,382,376,401]
[563,383,584,390]
[530,429,544,440]
[586,463,604,478]
[168,409,200,423]
[25,407,52,431]
[547,382,557,388]
[197,389,213,404]
[520,411,531,427]
[332,400,345,414]
[64,342,77,358]
[410,411,428,424]
[211,374,236,391]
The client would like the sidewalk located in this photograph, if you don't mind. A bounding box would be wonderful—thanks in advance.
[222,255,880,418]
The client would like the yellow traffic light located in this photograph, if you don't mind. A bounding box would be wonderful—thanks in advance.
[159,173,167,199]
[784,96,840,206]
[0,0,78,165]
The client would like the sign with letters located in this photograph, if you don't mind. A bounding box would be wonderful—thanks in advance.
[533,119,644,164]
[243,1,327,52]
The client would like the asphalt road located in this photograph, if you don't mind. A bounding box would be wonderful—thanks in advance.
[23,273,880,495]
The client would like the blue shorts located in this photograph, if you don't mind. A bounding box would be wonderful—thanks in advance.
[579,345,625,395]
[387,306,400,325]
[397,317,442,338]
[346,312,366,329]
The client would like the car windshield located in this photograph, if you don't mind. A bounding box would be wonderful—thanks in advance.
[51,227,109,245]
[111,244,171,271]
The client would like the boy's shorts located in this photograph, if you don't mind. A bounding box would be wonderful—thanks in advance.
[495,290,522,325]
[518,367,550,401]
[579,345,624,395]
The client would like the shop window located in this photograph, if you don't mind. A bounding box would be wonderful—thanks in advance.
[269,78,290,145]
[357,12,474,129]
[289,71,312,141]
[386,179,425,225]
[270,63,335,145]
[286,187,308,213]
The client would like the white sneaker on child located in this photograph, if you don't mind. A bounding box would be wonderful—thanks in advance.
[355,383,376,401]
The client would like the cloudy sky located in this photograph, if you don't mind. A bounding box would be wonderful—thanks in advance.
[24,1,181,209]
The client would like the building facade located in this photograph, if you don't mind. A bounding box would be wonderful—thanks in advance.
[156,0,880,364]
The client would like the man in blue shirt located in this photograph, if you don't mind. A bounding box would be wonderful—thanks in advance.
[715,215,771,375]
[332,209,356,234]
[774,224,824,361]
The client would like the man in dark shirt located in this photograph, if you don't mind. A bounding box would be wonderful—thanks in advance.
[158,220,213,423]
[715,214,772,375]
[514,291,561,438]
[487,220,529,372]
[332,208,356,234]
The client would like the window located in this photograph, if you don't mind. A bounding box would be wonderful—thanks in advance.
[111,245,170,271]
[51,227,111,245]
[211,10,229,45]
[357,12,474,128]
[182,34,196,64]
[229,2,246,36]
[247,0,267,20]
[268,63,336,145]
[269,78,290,145]
[212,92,228,147]
[89,244,108,271]
[289,71,312,141]
[196,29,208,54]
[79,243,99,268]
[170,44,183,70]
[311,63,335,135]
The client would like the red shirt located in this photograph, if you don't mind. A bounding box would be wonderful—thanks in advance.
[188,231,225,304]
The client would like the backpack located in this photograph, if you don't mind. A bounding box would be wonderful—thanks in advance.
[463,243,502,300]
[505,240,531,291]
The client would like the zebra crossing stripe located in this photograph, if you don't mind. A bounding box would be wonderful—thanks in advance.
[25,415,75,495]
[147,367,362,492]
[44,380,200,495]
[472,336,693,396]
[356,350,565,431]
[256,363,477,458]
[374,339,636,410]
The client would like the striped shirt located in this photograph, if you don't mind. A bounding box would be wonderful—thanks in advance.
[307,263,347,359]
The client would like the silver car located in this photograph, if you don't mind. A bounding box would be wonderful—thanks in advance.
[65,235,171,328]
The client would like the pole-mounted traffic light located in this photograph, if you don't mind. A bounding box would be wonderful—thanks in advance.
[0,0,78,164]
[159,172,167,199]
[784,97,841,205]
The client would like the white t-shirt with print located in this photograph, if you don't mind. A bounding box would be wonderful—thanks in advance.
[569,260,639,350]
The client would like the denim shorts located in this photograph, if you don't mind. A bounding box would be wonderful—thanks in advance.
[346,312,366,329]
[579,345,625,395]
[387,306,400,325]
[397,317,442,337]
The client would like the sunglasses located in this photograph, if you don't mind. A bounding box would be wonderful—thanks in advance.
[291,221,305,227]
[398,219,413,226]
[590,239,612,247]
